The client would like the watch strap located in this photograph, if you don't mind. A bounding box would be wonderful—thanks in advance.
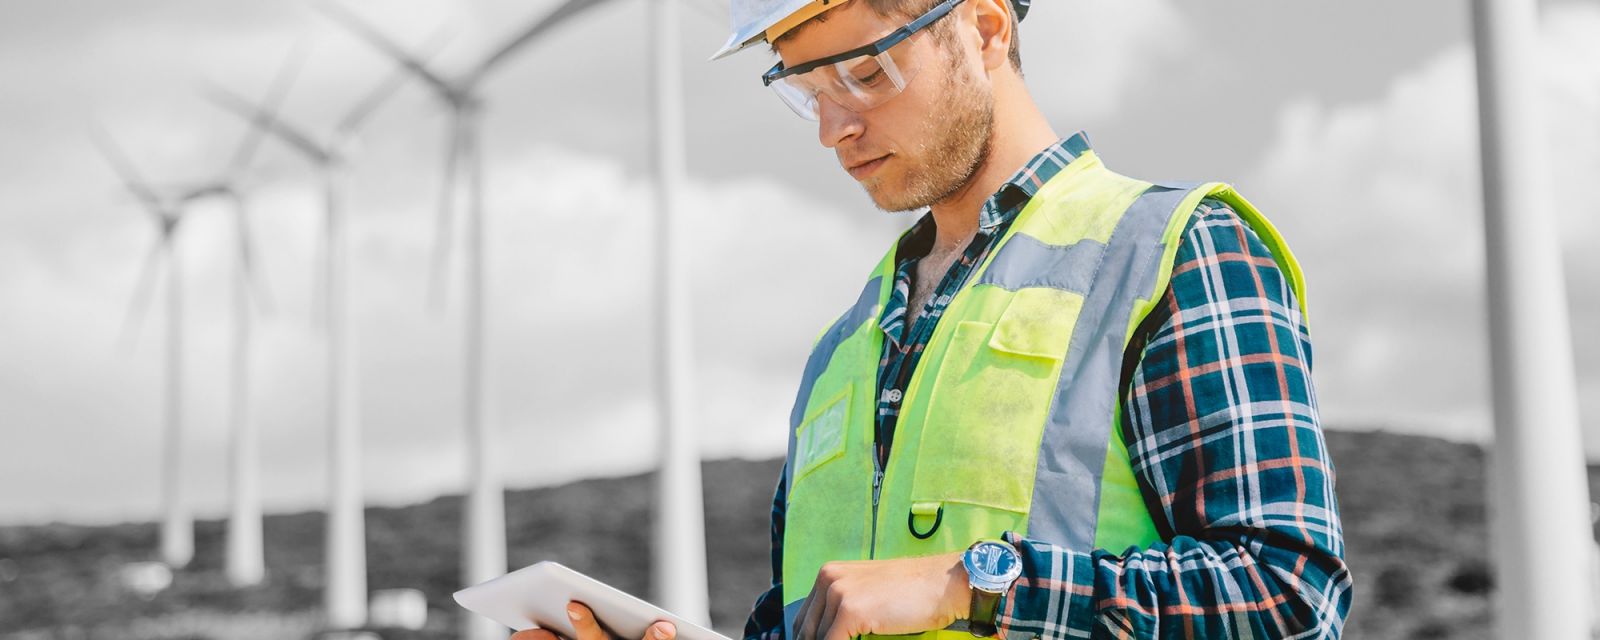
[968,587,1000,637]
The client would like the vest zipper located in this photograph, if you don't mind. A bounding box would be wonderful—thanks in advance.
[869,464,884,559]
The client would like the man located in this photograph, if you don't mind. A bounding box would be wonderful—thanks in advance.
[520,1,1351,639]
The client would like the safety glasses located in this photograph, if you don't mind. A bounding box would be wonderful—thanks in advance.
[762,0,966,120]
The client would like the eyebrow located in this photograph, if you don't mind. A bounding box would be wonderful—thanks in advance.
[769,10,831,52]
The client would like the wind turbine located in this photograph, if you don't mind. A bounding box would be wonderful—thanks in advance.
[93,128,199,571]
[317,4,620,637]
[176,45,307,588]
[648,0,710,625]
[203,35,448,628]
[1469,0,1594,637]
[92,45,299,581]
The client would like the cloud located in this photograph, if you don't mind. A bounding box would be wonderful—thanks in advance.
[1239,3,1600,454]
[0,137,895,523]
[0,0,903,523]
[13,0,1594,526]
[1018,0,1190,122]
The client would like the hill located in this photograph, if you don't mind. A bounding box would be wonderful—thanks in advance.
[1,429,1596,639]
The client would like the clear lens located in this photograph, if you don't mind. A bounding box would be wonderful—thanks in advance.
[768,36,921,120]
[770,75,821,120]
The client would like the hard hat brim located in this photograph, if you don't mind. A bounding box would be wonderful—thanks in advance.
[708,0,842,61]
[709,30,764,61]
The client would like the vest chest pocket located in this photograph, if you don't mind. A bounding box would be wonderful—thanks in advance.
[909,287,1085,515]
[795,385,852,483]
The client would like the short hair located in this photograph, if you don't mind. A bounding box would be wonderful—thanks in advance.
[864,0,1022,72]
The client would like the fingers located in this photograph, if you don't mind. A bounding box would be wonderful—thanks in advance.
[821,612,856,640]
[512,631,561,640]
[800,567,847,640]
[795,578,823,640]
[645,621,677,640]
[565,601,676,640]
[815,588,843,640]
[567,602,609,640]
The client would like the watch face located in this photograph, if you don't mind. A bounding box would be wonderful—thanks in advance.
[965,541,1022,590]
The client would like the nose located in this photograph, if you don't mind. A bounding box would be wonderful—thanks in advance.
[816,94,864,149]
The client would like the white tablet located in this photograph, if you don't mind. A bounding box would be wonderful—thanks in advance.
[453,561,733,640]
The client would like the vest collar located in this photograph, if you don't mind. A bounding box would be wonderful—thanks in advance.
[989,130,1096,228]
[893,130,1098,257]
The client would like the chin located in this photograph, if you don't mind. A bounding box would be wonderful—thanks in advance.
[860,179,922,213]
[864,188,912,213]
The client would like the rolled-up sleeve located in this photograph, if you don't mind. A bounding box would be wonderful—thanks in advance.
[995,198,1353,639]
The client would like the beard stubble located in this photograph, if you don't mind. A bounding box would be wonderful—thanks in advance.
[864,44,996,213]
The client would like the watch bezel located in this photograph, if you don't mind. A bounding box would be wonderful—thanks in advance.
[963,539,1023,593]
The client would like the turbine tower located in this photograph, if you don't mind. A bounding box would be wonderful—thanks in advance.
[177,45,306,587]
[94,59,284,573]
[648,0,710,624]
[204,38,445,627]
[93,128,198,571]
[318,3,620,637]
[1469,0,1595,637]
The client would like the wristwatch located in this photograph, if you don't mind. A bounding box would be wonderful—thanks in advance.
[962,539,1022,637]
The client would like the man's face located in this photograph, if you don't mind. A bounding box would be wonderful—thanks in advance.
[775,2,995,212]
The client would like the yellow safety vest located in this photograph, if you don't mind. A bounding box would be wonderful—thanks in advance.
[780,149,1310,640]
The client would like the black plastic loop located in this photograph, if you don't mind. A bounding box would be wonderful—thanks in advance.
[908,504,944,539]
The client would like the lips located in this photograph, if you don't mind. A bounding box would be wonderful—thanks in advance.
[845,154,891,180]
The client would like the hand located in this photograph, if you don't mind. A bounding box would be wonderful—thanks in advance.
[793,551,971,640]
[511,601,677,640]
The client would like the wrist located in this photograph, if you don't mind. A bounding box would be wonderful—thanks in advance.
[961,539,1022,637]
[945,550,975,618]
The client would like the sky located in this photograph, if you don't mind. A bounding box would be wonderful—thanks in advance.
[0,0,1597,525]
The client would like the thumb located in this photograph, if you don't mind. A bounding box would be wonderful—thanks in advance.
[648,621,677,640]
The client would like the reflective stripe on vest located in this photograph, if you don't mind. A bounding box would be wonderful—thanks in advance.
[779,150,1309,640]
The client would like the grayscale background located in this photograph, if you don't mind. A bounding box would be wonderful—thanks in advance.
[2,0,1598,638]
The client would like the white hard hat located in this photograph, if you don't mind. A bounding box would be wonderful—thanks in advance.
[710,0,849,61]
[710,0,1031,61]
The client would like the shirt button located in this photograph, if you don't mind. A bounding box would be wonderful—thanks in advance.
[887,389,903,403]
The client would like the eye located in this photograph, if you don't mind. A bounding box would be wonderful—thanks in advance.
[849,63,885,86]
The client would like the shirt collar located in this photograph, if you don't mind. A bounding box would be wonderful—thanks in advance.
[980,130,1094,230]
[895,130,1095,255]
[878,131,1095,344]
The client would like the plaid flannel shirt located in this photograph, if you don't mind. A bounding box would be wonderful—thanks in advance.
[744,132,1352,639]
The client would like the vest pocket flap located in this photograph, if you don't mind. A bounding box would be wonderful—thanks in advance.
[907,316,1058,516]
[794,385,852,481]
[988,287,1084,361]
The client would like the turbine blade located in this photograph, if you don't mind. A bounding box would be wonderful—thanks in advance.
[120,233,167,351]
[204,82,330,163]
[336,26,455,136]
[472,0,616,83]
[227,39,309,175]
[318,1,459,99]
[90,125,166,222]
[428,113,463,310]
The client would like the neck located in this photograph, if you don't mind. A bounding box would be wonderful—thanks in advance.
[926,79,1057,254]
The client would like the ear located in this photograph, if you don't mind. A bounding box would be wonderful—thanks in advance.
[971,0,1015,72]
